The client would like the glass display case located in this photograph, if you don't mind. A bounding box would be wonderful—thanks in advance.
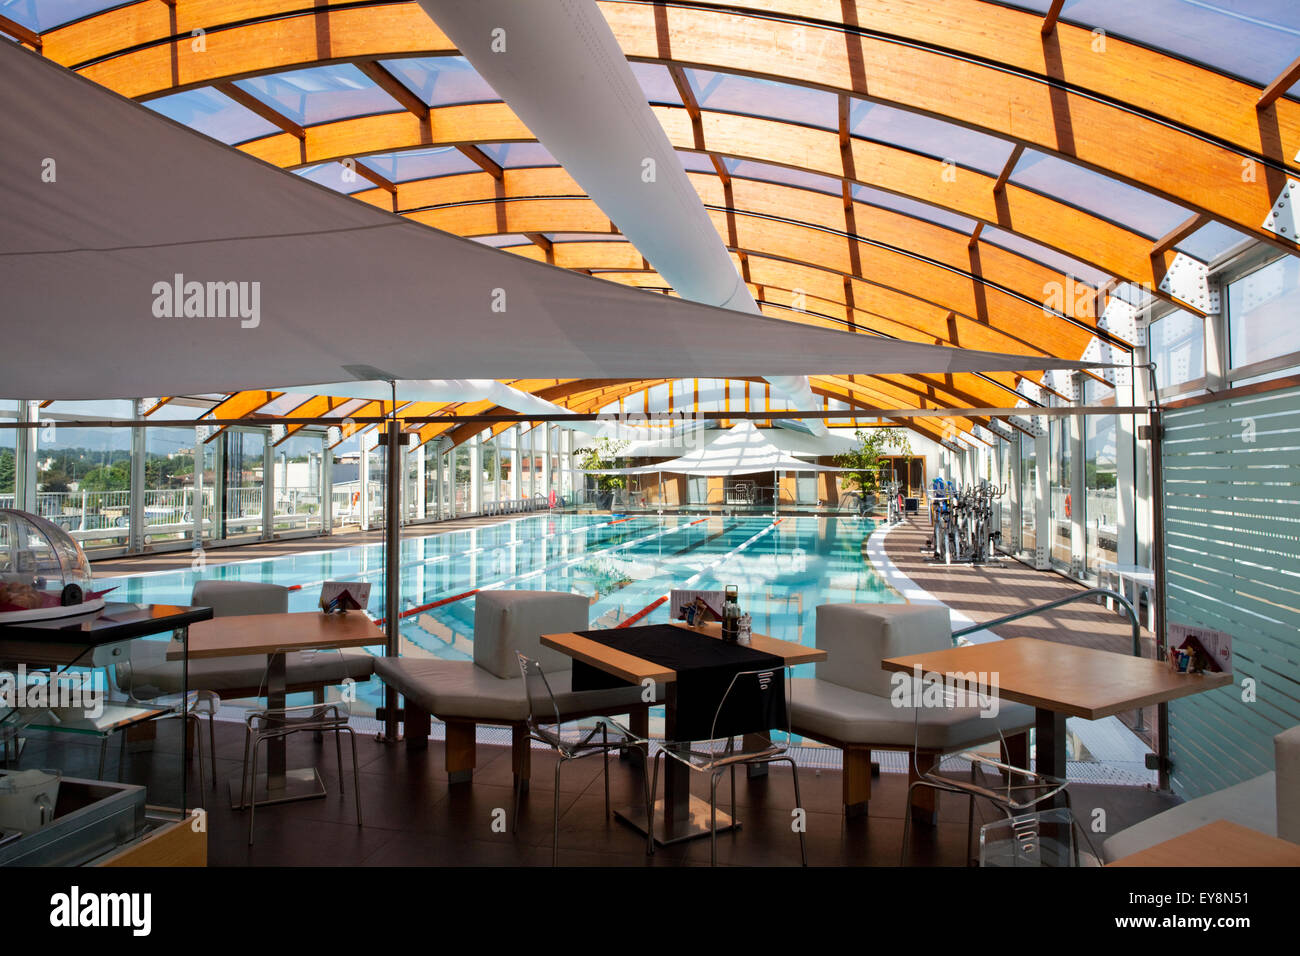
[0,509,105,623]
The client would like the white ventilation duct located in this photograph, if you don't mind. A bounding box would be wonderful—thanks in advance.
[416,0,827,434]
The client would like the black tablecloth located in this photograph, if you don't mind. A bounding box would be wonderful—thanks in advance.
[570,624,787,741]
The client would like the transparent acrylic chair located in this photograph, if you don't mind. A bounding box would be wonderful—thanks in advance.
[900,680,1074,866]
[113,638,219,790]
[514,653,654,866]
[649,666,807,866]
[979,807,1077,867]
[241,647,362,845]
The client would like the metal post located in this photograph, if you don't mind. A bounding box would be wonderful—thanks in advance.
[1146,399,1171,790]
[384,417,402,743]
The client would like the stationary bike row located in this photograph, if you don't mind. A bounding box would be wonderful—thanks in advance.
[926,479,1006,564]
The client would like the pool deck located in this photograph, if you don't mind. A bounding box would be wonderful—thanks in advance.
[878,514,1158,749]
[89,512,530,576]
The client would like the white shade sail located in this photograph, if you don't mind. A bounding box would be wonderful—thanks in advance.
[579,422,841,476]
[0,43,1103,402]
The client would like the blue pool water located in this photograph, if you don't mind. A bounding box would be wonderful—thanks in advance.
[100,514,901,711]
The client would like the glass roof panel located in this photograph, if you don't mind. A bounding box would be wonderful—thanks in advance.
[849,99,1015,176]
[293,163,370,195]
[998,0,1300,90]
[630,62,683,107]
[851,184,977,233]
[378,56,500,107]
[477,142,558,168]
[724,158,842,195]
[980,226,1112,286]
[685,69,838,131]
[1009,150,1191,238]
[1175,219,1254,262]
[473,234,532,248]
[0,0,122,32]
[676,150,719,174]
[360,147,478,183]
[234,64,397,126]
[144,88,279,145]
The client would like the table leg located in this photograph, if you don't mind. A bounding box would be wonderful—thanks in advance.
[229,650,327,808]
[1035,708,1068,809]
[266,651,287,783]
[611,682,740,844]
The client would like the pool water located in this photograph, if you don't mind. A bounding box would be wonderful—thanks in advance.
[100,513,901,712]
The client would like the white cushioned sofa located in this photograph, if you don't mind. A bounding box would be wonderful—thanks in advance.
[374,589,652,788]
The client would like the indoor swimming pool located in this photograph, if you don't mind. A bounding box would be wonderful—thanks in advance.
[99,513,902,711]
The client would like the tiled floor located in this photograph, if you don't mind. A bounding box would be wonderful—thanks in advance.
[62,509,1180,866]
[19,720,1179,866]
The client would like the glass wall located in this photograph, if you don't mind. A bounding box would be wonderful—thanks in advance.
[1227,255,1300,374]
[1019,430,1037,555]
[274,432,325,533]
[39,400,137,552]
[222,429,266,540]
[1049,411,1071,568]
[1084,381,1118,573]
[1148,309,1205,394]
[0,401,20,509]
[144,426,206,547]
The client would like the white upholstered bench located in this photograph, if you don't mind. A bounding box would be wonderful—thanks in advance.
[374,589,651,789]
[1102,724,1300,862]
[789,603,1035,822]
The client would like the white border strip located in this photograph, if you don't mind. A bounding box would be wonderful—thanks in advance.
[864,520,1001,643]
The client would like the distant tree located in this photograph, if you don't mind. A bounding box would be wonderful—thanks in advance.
[39,469,72,493]
[78,461,130,492]
[0,449,15,494]
[834,428,911,494]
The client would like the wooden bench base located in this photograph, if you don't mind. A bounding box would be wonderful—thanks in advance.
[792,725,1030,825]
[400,699,650,791]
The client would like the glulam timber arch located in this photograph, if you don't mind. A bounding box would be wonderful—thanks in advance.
[41,0,1300,258]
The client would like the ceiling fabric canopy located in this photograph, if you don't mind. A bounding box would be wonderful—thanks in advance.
[0,41,1102,402]
[578,421,841,476]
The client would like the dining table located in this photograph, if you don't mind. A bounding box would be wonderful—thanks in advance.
[168,611,382,808]
[881,637,1233,804]
[541,620,825,844]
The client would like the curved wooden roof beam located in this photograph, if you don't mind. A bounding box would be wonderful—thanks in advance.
[611,2,1300,256]
[49,2,1294,270]
[413,196,1103,359]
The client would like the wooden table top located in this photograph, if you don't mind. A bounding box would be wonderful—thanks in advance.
[1107,821,1300,867]
[541,621,826,685]
[881,637,1232,720]
[168,611,384,660]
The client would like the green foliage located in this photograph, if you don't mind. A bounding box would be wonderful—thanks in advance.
[833,428,912,494]
[578,437,630,493]
[77,461,130,492]
[0,449,15,494]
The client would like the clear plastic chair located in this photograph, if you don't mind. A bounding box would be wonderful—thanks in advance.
[979,807,1077,867]
[241,647,362,845]
[649,666,807,866]
[514,653,654,866]
[899,679,1080,866]
[113,638,219,791]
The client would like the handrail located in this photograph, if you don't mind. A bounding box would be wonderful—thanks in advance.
[951,587,1143,659]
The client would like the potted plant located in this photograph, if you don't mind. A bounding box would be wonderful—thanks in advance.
[833,427,911,514]
[577,437,629,512]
